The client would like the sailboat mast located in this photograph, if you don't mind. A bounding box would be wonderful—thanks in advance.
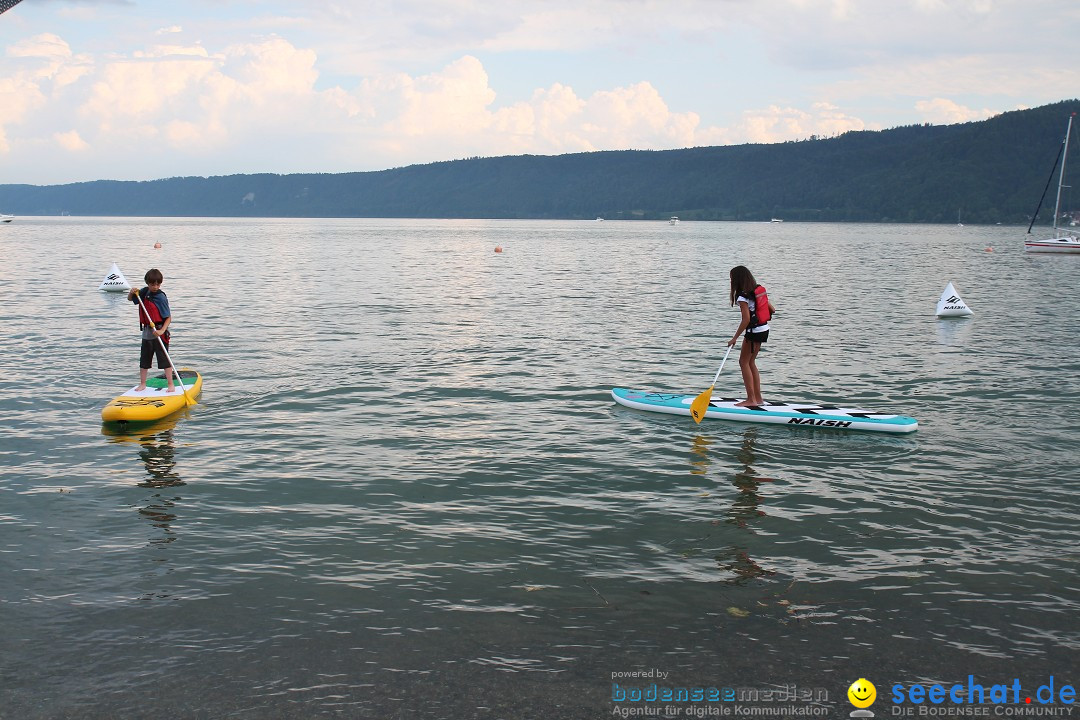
[1051,114,1074,231]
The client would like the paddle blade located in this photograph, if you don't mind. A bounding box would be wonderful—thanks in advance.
[689,385,714,423]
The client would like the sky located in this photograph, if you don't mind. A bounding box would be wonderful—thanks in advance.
[0,0,1077,185]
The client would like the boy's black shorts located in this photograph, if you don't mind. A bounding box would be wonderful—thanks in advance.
[140,338,171,370]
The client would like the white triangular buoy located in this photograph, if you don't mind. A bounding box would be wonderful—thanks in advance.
[98,262,131,292]
[936,282,973,317]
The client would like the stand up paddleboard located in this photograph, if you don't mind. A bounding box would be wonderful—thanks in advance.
[102,369,202,423]
[611,388,917,433]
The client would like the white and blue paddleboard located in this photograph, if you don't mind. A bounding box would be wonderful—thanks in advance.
[611,388,918,434]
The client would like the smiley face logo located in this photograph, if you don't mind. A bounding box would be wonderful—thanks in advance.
[848,678,876,708]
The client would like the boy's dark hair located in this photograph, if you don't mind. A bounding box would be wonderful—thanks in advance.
[145,268,164,284]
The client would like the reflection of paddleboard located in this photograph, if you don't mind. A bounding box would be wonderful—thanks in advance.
[102,369,202,423]
[611,388,918,433]
[101,413,183,439]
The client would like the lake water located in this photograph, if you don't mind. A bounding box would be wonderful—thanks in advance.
[1,218,1078,719]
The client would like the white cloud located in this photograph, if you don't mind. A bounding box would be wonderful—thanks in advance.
[352,60,703,161]
[1,0,1077,184]
[915,98,996,124]
[0,27,896,182]
[694,102,876,146]
[0,75,47,153]
[7,33,73,60]
[221,37,318,96]
[384,55,497,138]
[519,83,589,152]
[134,44,211,59]
[82,54,218,127]
[54,129,89,151]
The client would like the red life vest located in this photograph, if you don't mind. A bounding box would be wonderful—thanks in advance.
[136,290,170,343]
[138,296,164,326]
[750,285,770,328]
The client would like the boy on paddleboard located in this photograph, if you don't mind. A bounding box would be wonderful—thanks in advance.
[127,268,174,392]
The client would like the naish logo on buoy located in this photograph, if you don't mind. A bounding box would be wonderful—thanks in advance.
[788,418,852,427]
[941,295,969,310]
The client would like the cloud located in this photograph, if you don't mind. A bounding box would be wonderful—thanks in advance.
[0,28,724,181]
[387,56,498,137]
[81,51,219,128]
[582,82,699,148]
[694,102,876,146]
[54,129,89,151]
[744,0,1007,70]
[914,98,996,124]
[134,44,210,59]
[7,33,72,60]
[0,48,52,152]
[0,0,1074,185]
[356,59,702,160]
[70,37,322,149]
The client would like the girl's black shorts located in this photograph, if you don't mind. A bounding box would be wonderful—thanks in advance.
[745,330,769,346]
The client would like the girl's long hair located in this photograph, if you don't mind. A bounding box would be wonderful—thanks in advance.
[729,266,757,307]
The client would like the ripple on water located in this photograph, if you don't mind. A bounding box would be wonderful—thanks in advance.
[1,219,1078,716]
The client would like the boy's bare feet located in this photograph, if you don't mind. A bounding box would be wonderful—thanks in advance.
[135,385,146,391]
[167,385,176,392]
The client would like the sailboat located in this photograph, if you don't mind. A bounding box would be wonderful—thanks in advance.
[1025,113,1080,253]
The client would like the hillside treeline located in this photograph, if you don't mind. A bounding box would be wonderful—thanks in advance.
[0,99,1076,224]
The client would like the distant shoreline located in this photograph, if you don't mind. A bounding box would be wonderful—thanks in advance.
[1,99,1076,225]
[0,214,1035,226]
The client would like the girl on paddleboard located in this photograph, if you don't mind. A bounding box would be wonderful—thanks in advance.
[728,266,776,407]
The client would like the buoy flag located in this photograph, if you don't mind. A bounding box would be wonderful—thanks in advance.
[99,263,131,292]
[936,282,973,317]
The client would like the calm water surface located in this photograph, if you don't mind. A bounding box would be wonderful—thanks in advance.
[1,218,1078,719]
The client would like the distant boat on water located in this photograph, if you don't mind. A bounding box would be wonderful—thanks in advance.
[1026,112,1080,253]
[669,216,679,225]
[770,218,783,223]
[1,214,13,223]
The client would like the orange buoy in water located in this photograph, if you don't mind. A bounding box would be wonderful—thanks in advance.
[985,246,993,252]
[153,242,162,249]
[494,246,503,253]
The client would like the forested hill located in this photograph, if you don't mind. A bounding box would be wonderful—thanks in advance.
[1,99,1076,224]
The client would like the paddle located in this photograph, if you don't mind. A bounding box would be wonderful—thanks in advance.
[689,344,735,423]
[131,286,195,407]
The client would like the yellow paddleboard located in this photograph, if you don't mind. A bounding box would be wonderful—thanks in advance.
[101,369,202,423]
